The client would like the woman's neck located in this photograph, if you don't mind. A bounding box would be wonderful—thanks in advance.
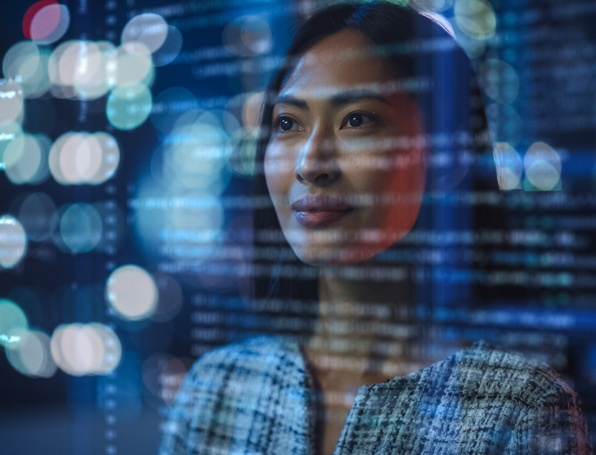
[304,264,419,387]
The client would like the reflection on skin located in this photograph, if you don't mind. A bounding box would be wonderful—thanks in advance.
[265,30,426,267]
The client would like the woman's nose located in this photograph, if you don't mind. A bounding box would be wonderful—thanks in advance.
[295,129,340,185]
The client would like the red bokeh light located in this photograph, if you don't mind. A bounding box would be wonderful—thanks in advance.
[22,0,58,39]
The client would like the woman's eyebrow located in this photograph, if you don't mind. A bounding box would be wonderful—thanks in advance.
[274,89,389,110]
[273,94,309,110]
[328,90,389,107]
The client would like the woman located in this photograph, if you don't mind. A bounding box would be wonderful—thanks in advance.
[160,2,592,454]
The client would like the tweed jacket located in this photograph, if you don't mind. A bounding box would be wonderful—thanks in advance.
[160,336,592,455]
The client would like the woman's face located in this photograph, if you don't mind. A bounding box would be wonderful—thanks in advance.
[264,30,426,266]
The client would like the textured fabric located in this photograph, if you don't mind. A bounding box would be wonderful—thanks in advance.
[160,337,593,455]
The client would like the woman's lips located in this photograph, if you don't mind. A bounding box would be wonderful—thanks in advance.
[291,196,353,229]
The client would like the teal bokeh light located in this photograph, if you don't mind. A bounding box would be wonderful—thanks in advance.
[106,84,152,130]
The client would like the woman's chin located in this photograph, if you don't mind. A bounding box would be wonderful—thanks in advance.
[292,244,387,267]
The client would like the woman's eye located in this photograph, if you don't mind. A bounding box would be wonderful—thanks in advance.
[275,116,302,132]
[342,112,375,129]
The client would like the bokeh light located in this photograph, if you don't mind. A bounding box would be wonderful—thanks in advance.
[114,42,154,88]
[452,28,487,59]
[141,353,169,400]
[48,40,117,100]
[137,112,230,260]
[28,3,70,44]
[49,40,93,99]
[142,354,189,406]
[479,59,520,104]
[219,108,241,135]
[88,202,125,253]
[32,134,52,184]
[156,112,233,192]
[0,121,23,143]
[0,299,28,349]
[150,87,198,134]
[485,103,523,147]
[6,329,57,377]
[50,323,122,376]
[2,41,51,98]
[73,41,115,100]
[163,192,225,262]
[493,142,523,190]
[229,127,258,177]
[223,16,273,57]
[57,133,100,184]
[7,287,44,328]
[49,132,120,185]
[524,142,562,191]
[454,0,496,41]
[225,92,259,177]
[133,176,226,264]
[106,84,152,130]
[241,91,264,130]
[88,132,120,184]
[4,133,49,185]
[151,273,184,322]
[106,265,158,321]
[58,203,103,253]
[23,1,57,37]
[87,323,122,374]
[0,122,24,171]
[121,13,168,53]
[0,81,24,125]
[3,41,38,78]
[48,131,73,182]
[0,215,27,269]
[153,26,183,67]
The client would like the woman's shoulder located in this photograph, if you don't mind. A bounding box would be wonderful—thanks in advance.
[161,337,311,455]
[183,335,304,385]
[448,340,579,405]
[375,340,579,408]
[360,341,592,454]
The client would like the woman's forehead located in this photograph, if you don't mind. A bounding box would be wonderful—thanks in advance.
[280,29,395,99]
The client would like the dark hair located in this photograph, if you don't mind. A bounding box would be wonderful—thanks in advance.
[251,1,502,324]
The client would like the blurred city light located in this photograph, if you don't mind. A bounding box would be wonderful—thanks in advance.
[26,2,70,44]
[479,59,520,104]
[121,13,168,54]
[153,26,183,67]
[49,132,120,184]
[0,299,29,349]
[4,133,49,185]
[106,84,152,130]
[0,215,27,269]
[6,329,57,377]
[524,142,562,191]
[106,265,158,321]
[0,81,24,125]
[454,0,496,41]
[57,203,103,253]
[50,322,122,376]
[223,15,273,57]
